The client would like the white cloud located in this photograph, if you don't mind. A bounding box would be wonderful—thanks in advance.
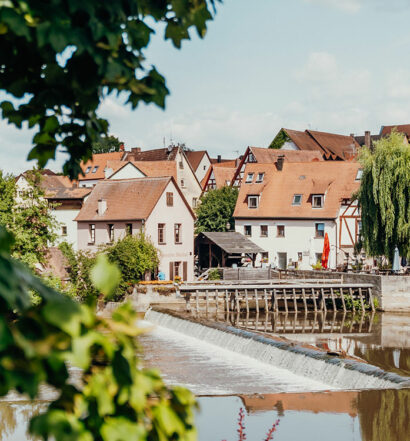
[302,0,409,13]
[303,0,361,13]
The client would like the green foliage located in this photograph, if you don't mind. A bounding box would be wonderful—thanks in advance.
[0,169,58,268]
[311,261,323,270]
[0,224,197,441]
[208,268,221,280]
[90,254,121,299]
[268,128,290,149]
[59,242,99,304]
[195,186,239,234]
[92,135,123,154]
[357,130,410,261]
[0,0,219,179]
[105,233,160,300]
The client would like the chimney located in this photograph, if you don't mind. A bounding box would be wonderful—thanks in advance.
[235,158,241,167]
[364,130,371,148]
[119,143,125,152]
[217,155,221,163]
[276,154,285,171]
[98,199,107,216]
[349,133,354,137]
[131,147,141,154]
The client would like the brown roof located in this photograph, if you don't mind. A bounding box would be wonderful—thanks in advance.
[107,160,177,180]
[46,187,91,200]
[40,174,75,190]
[79,152,124,181]
[307,130,360,160]
[123,146,179,162]
[284,129,324,152]
[185,151,209,171]
[250,146,323,163]
[201,161,238,190]
[380,124,410,138]
[233,161,361,219]
[75,177,195,222]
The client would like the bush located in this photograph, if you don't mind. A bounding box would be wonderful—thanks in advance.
[208,268,221,280]
[311,261,323,270]
[105,233,159,301]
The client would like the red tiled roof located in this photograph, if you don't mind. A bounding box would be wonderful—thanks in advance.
[307,130,360,160]
[284,129,323,153]
[250,146,323,163]
[185,151,208,171]
[380,124,410,138]
[123,146,179,162]
[234,161,361,219]
[107,160,178,180]
[79,152,124,180]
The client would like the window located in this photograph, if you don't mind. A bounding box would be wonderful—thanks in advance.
[203,165,207,170]
[298,252,303,261]
[85,166,92,173]
[92,166,99,174]
[277,225,285,237]
[174,261,181,277]
[245,173,254,183]
[261,252,269,262]
[89,224,95,244]
[225,180,230,186]
[244,225,252,236]
[179,161,184,169]
[256,173,265,183]
[174,223,182,244]
[61,225,67,236]
[357,220,362,241]
[248,195,259,209]
[158,223,165,244]
[356,169,363,180]
[292,194,302,206]
[248,153,256,163]
[180,179,185,188]
[126,223,133,235]
[312,194,324,208]
[166,192,174,206]
[260,225,268,237]
[192,197,198,208]
[108,224,114,242]
[315,223,325,238]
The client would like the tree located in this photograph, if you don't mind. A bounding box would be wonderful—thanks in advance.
[0,0,219,178]
[357,130,410,261]
[0,169,58,268]
[92,135,123,154]
[195,186,239,234]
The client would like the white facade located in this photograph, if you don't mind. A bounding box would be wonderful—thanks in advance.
[281,141,299,150]
[235,218,337,270]
[107,163,145,180]
[175,150,202,209]
[194,153,212,183]
[79,179,99,187]
[52,208,81,250]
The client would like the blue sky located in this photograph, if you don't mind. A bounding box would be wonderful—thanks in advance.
[2,0,410,174]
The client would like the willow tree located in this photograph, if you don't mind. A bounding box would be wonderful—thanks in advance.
[357,130,410,261]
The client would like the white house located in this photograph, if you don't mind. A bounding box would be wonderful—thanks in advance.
[75,177,195,281]
[185,150,212,183]
[233,161,362,270]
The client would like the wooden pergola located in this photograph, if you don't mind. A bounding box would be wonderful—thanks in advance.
[195,231,266,269]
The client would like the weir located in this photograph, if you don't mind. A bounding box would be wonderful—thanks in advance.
[145,309,410,390]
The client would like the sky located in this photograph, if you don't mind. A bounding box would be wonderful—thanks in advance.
[2,0,410,174]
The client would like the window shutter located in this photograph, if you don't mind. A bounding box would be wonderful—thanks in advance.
[169,262,174,280]
[183,261,187,281]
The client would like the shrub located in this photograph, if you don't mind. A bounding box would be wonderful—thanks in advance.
[311,261,323,270]
[208,268,221,280]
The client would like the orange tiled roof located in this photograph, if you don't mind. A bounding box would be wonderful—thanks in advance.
[307,130,360,160]
[79,152,124,180]
[107,160,178,180]
[123,146,179,162]
[233,161,361,219]
[250,146,323,163]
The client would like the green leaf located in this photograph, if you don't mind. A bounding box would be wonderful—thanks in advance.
[90,254,121,298]
[101,417,146,441]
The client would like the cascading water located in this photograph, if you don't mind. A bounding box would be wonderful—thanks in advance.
[145,309,410,390]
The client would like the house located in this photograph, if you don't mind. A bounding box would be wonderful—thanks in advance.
[119,145,203,209]
[15,171,89,250]
[104,160,177,181]
[233,161,362,270]
[232,147,323,187]
[78,151,125,187]
[380,124,410,141]
[269,128,360,161]
[185,150,212,183]
[75,177,195,281]
[201,160,238,191]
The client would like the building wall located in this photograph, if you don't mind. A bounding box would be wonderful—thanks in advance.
[194,154,211,183]
[145,180,195,281]
[52,208,81,250]
[280,141,299,151]
[235,218,337,270]
[108,163,145,180]
[176,150,202,209]
[79,179,99,187]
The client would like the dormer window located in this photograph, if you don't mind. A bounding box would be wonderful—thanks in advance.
[245,173,254,183]
[312,194,324,208]
[355,169,363,180]
[92,166,99,174]
[256,173,265,183]
[85,166,92,173]
[248,195,259,209]
[292,194,302,206]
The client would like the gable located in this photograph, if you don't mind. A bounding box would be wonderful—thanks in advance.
[108,162,146,180]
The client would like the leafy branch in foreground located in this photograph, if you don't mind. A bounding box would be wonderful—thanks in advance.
[0,0,219,179]
[0,225,197,440]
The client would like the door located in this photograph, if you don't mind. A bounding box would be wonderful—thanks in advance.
[278,252,287,270]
